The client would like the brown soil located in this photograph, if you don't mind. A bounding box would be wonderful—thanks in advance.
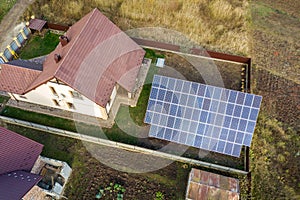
[254,68,300,129]
[64,144,190,200]
[153,51,243,91]
[251,1,300,129]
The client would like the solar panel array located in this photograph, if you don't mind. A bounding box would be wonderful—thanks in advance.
[144,75,262,157]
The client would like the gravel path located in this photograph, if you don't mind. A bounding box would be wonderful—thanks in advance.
[0,0,34,52]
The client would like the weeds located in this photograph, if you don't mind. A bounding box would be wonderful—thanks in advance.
[155,191,164,200]
[23,0,249,55]
[96,182,126,200]
[0,0,17,22]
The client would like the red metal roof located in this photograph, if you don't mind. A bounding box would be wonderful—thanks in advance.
[25,8,145,107]
[0,170,42,200]
[186,168,240,200]
[0,127,43,200]
[28,18,47,31]
[0,64,41,94]
[0,127,43,175]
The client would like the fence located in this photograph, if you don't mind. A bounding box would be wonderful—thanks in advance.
[0,115,248,175]
[131,37,251,93]
[0,26,31,63]
[47,23,69,32]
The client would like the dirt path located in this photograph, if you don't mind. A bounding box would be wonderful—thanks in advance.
[0,0,34,52]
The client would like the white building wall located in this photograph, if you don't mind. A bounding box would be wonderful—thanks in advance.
[105,86,117,113]
[12,80,115,119]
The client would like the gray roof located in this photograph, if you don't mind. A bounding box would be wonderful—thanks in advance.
[7,59,43,71]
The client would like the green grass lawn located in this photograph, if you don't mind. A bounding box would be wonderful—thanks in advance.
[129,64,158,126]
[1,105,138,145]
[19,31,60,59]
[0,0,17,22]
[7,123,77,165]
[0,95,9,103]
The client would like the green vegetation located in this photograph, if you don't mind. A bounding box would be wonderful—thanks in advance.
[1,106,77,131]
[19,31,60,59]
[129,63,158,126]
[155,191,164,200]
[144,48,165,60]
[6,124,77,165]
[0,95,9,103]
[251,2,275,18]
[1,105,138,145]
[251,112,300,199]
[0,0,17,22]
[96,183,126,199]
[129,85,151,126]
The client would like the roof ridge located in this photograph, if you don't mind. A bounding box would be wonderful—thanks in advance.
[24,76,53,94]
[53,8,98,77]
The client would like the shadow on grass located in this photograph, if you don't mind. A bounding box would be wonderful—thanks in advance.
[19,30,60,59]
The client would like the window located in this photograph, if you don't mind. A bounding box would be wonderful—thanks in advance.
[49,86,58,95]
[67,102,75,109]
[70,91,82,99]
[53,99,60,106]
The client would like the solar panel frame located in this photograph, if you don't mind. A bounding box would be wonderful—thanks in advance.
[145,75,262,157]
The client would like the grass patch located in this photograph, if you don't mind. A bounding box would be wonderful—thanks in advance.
[129,64,158,126]
[251,2,275,18]
[0,95,9,103]
[19,31,60,59]
[251,112,300,199]
[175,163,191,199]
[6,124,76,165]
[0,0,17,22]
[144,48,165,60]
[1,105,138,145]
[1,106,77,131]
[129,85,151,126]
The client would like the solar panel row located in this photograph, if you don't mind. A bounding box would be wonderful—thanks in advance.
[149,125,243,156]
[145,75,262,157]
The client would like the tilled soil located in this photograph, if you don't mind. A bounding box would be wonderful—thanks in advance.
[64,144,188,200]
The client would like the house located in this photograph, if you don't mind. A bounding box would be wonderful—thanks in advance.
[0,127,43,200]
[0,8,145,119]
[186,168,240,200]
[0,127,72,200]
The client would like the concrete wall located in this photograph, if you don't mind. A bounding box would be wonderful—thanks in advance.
[11,80,118,119]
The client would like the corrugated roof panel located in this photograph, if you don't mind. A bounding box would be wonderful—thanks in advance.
[27,8,145,107]
[186,168,240,200]
[0,127,43,174]
[0,64,41,94]
[2,8,145,108]
[28,19,47,31]
[0,170,42,200]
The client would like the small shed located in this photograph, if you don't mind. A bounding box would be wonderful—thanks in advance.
[186,168,240,200]
[28,18,47,32]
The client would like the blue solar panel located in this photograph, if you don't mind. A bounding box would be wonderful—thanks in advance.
[145,75,262,157]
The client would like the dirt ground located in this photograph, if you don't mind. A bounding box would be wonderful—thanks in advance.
[64,143,190,200]
[249,0,300,198]
[251,0,300,129]
[152,51,243,91]
[0,0,34,51]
